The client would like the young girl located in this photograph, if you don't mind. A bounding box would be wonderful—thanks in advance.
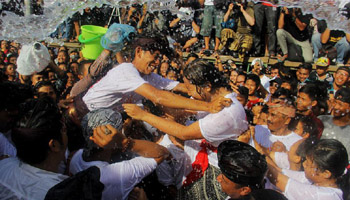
[267,139,350,200]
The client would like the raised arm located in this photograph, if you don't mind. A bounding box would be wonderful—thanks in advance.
[239,3,254,26]
[90,124,170,164]
[278,7,287,29]
[135,83,231,113]
[123,104,203,140]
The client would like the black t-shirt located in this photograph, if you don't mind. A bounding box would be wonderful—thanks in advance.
[284,14,312,41]
[326,30,346,46]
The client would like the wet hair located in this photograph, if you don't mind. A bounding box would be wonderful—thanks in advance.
[11,97,64,165]
[288,115,319,139]
[183,59,229,91]
[125,31,172,59]
[298,63,312,73]
[299,81,328,115]
[0,81,33,111]
[306,139,349,199]
[295,138,317,171]
[272,87,295,105]
[237,86,249,101]
[218,140,267,190]
[281,77,298,96]
[33,80,58,99]
[166,66,181,81]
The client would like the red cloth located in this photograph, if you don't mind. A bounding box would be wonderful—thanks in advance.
[309,112,324,139]
[246,98,261,110]
[182,139,217,187]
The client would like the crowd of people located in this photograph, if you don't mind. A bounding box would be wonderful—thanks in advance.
[1,1,350,200]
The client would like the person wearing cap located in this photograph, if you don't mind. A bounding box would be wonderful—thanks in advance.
[308,57,334,84]
[266,78,282,102]
[69,108,170,200]
[216,140,288,200]
[250,58,270,92]
[319,88,350,159]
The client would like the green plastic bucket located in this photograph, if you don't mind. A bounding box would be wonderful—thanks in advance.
[78,25,107,60]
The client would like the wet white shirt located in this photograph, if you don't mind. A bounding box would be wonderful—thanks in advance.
[283,169,343,200]
[69,149,157,200]
[183,93,248,179]
[0,157,67,200]
[83,63,179,112]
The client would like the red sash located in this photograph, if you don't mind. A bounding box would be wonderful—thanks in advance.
[182,139,217,187]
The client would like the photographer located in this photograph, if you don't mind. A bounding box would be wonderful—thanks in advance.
[219,1,255,59]
[277,7,313,63]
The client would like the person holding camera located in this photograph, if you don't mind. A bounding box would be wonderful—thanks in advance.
[277,7,313,63]
[219,1,255,59]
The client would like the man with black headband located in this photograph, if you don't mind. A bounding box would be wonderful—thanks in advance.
[319,88,350,160]
[217,140,287,200]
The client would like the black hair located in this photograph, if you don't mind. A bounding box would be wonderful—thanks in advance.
[0,81,33,111]
[272,87,295,105]
[296,138,317,171]
[78,60,94,76]
[281,77,298,96]
[125,31,172,59]
[306,139,349,200]
[246,74,261,87]
[299,81,328,115]
[237,86,249,100]
[183,59,229,92]
[11,97,64,165]
[288,115,319,139]
[33,80,58,100]
[298,63,312,72]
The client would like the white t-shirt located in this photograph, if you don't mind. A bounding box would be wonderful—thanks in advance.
[250,125,302,151]
[156,134,186,189]
[183,93,248,178]
[283,170,343,200]
[0,132,16,157]
[69,149,158,200]
[0,157,67,200]
[274,152,290,169]
[83,63,179,112]
[260,74,271,92]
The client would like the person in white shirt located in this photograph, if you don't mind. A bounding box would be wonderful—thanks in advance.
[124,59,248,199]
[71,32,231,123]
[70,108,170,200]
[0,97,70,200]
[266,139,350,200]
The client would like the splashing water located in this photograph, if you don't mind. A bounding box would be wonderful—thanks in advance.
[0,0,349,44]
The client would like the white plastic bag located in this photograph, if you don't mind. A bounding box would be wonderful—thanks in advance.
[17,43,51,75]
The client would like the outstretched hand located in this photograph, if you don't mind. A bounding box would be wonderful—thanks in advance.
[208,96,232,113]
[89,124,126,149]
[123,104,148,120]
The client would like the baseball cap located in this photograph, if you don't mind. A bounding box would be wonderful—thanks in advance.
[315,57,330,67]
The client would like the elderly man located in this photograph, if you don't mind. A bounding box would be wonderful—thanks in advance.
[251,101,302,152]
